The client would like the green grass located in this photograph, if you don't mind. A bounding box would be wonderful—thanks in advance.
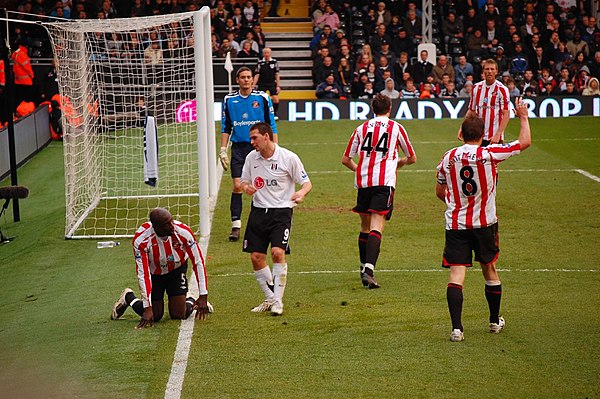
[1,117,599,398]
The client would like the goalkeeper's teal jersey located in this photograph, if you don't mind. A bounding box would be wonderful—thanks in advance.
[221,90,277,143]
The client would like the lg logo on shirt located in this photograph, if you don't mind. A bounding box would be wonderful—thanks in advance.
[254,176,278,189]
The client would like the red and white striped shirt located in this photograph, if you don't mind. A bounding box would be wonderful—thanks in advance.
[344,116,415,189]
[468,80,511,141]
[132,221,207,307]
[436,141,521,230]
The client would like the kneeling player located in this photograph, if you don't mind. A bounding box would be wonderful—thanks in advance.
[241,122,311,316]
[111,208,211,328]
[436,97,531,342]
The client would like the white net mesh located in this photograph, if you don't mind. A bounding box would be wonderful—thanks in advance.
[45,12,208,238]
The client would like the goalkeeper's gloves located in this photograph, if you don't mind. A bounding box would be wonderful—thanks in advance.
[219,147,229,171]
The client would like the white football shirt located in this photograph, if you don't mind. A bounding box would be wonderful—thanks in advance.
[241,144,310,208]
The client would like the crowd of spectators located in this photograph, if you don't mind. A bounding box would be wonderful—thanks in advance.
[1,0,271,121]
[309,0,600,100]
[6,0,268,60]
[3,0,600,106]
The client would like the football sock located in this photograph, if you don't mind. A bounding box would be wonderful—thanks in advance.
[447,283,464,331]
[365,230,382,268]
[273,263,288,301]
[129,297,145,317]
[274,102,279,115]
[358,232,369,265]
[125,292,145,316]
[485,281,502,324]
[185,297,195,318]
[125,291,136,305]
[255,266,275,300]
[230,192,242,222]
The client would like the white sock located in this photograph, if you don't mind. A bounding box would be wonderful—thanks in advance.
[273,263,288,302]
[254,266,275,301]
[232,220,242,229]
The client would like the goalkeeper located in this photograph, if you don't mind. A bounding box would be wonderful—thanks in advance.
[220,66,278,242]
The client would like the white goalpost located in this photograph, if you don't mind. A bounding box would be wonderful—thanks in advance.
[43,8,217,239]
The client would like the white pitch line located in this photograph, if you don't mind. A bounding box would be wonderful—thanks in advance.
[574,169,600,183]
[164,167,223,399]
[308,168,580,174]
[208,268,597,278]
[536,137,600,141]
[286,138,599,146]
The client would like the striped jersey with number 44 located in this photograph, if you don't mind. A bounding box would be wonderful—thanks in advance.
[344,116,415,189]
[436,142,521,230]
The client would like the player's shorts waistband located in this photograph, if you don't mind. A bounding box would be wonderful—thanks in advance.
[251,205,293,212]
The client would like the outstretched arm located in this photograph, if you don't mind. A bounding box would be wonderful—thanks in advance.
[514,97,531,151]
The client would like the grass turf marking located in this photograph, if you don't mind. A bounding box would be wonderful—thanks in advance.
[286,138,600,146]
[574,169,600,183]
[164,169,223,399]
[308,168,588,174]
[208,268,598,278]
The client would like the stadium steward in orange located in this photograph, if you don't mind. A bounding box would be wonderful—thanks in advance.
[12,44,34,86]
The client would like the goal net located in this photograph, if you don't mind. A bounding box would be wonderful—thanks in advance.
[44,9,217,239]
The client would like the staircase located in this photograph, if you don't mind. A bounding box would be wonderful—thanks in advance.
[261,3,316,99]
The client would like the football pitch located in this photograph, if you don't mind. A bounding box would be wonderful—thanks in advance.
[0,116,599,398]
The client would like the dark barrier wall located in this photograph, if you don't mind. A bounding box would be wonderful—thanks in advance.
[270,96,600,122]
[0,105,51,181]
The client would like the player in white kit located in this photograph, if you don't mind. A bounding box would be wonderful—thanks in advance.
[240,122,312,316]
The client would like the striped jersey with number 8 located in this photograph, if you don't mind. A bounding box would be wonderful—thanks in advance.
[436,142,521,230]
[344,116,415,189]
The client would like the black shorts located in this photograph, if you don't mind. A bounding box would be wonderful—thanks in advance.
[258,83,277,96]
[243,206,293,254]
[151,263,188,302]
[442,223,499,267]
[352,186,395,221]
[231,142,254,179]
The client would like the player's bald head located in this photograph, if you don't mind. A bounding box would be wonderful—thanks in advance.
[149,207,172,224]
[150,208,175,236]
